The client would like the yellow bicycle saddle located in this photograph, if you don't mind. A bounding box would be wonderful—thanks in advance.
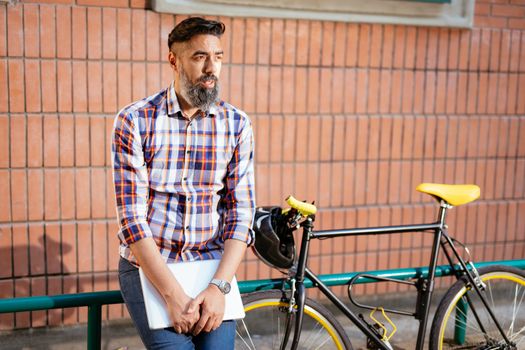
[416,183,480,206]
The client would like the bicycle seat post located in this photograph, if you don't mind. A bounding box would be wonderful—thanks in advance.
[290,215,314,350]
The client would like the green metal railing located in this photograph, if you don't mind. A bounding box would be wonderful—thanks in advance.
[0,259,523,349]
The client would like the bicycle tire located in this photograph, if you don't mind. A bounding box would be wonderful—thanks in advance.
[429,265,525,350]
[235,290,353,350]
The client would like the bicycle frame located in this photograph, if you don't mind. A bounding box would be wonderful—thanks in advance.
[285,202,513,350]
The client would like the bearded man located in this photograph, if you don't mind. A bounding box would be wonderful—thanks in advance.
[111,17,255,350]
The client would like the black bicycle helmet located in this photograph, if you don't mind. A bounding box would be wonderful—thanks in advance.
[252,206,295,270]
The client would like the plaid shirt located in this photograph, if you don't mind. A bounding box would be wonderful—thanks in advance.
[112,82,255,264]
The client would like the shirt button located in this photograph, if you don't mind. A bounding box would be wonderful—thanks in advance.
[185,226,190,230]
[183,177,187,181]
[186,150,190,154]
[186,196,191,202]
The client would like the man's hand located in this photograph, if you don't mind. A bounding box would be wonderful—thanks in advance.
[166,294,200,334]
[189,284,225,335]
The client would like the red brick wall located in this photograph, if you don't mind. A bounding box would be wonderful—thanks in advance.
[0,0,524,329]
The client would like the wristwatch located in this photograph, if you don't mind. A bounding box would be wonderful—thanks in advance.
[209,279,231,295]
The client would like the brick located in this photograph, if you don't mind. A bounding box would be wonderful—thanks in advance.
[11,170,27,221]
[58,114,73,166]
[131,0,149,8]
[39,5,56,58]
[24,59,41,112]
[271,19,284,65]
[331,68,344,113]
[57,61,72,112]
[0,170,11,221]
[415,27,428,69]
[333,22,346,67]
[490,30,502,72]
[243,18,257,65]
[269,115,284,163]
[392,25,405,69]
[228,18,246,64]
[343,69,356,113]
[305,68,320,113]
[307,115,321,161]
[27,169,44,220]
[496,74,509,115]
[319,68,332,114]
[76,169,91,219]
[72,7,87,58]
[44,169,60,220]
[466,72,479,114]
[0,60,6,113]
[77,0,129,6]
[309,21,322,66]
[401,70,414,114]
[475,15,508,28]
[446,72,458,114]
[132,62,146,101]
[257,19,271,65]
[378,70,391,113]
[0,114,8,168]
[117,62,132,108]
[437,28,449,69]
[8,59,25,112]
[0,6,6,56]
[60,169,75,219]
[507,73,518,114]
[367,69,379,114]
[458,29,470,70]
[269,67,282,113]
[475,2,491,15]
[27,114,42,167]
[7,5,23,56]
[145,11,160,62]
[41,60,57,112]
[87,61,102,113]
[56,6,71,58]
[426,28,439,69]
[509,18,525,29]
[86,7,102,59]
[131,10,146,61]
[42,114,59,167]
[477,72,489,113]
[364,24,380,68]
[390,70,402,113]
[117,9,131,60]
[492,4,525,17]
[345,24,358,67]
[486,73,499,114]
[75,114,90,166]
[10,114,26,168]
[381,24,394,68]
[509,30,521,72]
[91,168,106,219]
[101,8,117,59]
[23,4,39,58]
[72,61,88,112]
[291,66,303,112]
[403,27,416,68]
[355,69,367,114]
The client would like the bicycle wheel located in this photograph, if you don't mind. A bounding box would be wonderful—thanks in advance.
[235,290,353,350]
[430,265,525,350]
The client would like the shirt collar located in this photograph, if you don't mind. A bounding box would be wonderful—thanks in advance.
[166,81,220,118]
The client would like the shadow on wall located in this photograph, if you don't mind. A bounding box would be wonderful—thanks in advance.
[0,232,77,328]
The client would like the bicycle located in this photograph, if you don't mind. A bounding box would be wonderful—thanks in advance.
[235,183,525,350]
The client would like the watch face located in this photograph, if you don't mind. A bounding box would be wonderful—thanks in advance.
[222,281,231,294]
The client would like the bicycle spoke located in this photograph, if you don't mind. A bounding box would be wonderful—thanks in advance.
[238,318,256,350]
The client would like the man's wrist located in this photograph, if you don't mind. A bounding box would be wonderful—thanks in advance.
[209,279,231,294]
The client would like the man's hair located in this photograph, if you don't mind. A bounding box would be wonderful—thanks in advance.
[168,17,225,50]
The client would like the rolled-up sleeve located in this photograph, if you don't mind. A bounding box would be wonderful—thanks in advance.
[222,117,256,246]
[112,110,152,246]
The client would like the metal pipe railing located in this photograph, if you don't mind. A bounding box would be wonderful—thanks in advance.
[0,259,523,350]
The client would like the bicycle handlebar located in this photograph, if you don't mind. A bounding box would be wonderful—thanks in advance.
[285,196,317,216]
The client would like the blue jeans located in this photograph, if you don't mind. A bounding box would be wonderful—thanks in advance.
[118,257,235,350]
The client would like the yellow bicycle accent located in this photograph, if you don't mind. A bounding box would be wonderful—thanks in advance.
[416,183,480,206]
[244,300,345,350]
[370,307,397,341]
[286,195,317,216]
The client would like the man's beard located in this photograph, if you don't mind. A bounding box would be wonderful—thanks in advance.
[179,68,220,112]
